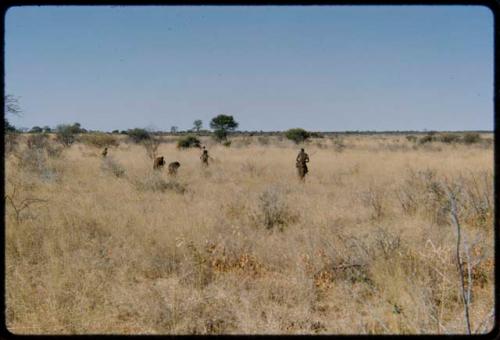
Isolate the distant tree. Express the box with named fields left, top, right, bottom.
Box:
left=127, top=128, right=151, bottom=143
left=193, top=119, right=203, bottom=132
left=4, top=119, right=16, bottom=133
left=418, top=134, right=435, bottom=144
left=170, top=126, right=178, bottom=133
left=71, top=122, right=87, bottom=134
left=210, top=114, right=238, bottom=142
left=111, top=129, right=119, bottom=134
left=285, top=128, right=311, bottom=144
left=309, top=131, right=324, bottom=138
left=30, top=126, right=43, bottom=133
left=177, top=135, right=201, bottom=149
left=43, top=126, right=51, bottom=133
left=463, top=132, right=481, bottom=144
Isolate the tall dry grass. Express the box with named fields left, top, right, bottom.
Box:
left=5, top=133, right=494, bottom=334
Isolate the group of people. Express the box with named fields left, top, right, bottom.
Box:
left=102, top=145, right=311, bottom=181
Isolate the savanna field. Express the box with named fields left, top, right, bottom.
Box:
left=4, top=132, right=494, bottom=334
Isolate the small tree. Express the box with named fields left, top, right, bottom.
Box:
left=285, top=128, right=310, bottom=144
left=127, top=128, right=151, bottom=143
left=193, top=119, right=203, bottom=132
left=142, top=136, right=160, bottom=160
left=170, top=126, right=178, bottom=134
left=43, top=126, right=51, bottom=133
left=210, top=114, right=238, bottom=142
left=30, top=126, right=43, bottom=133
left=55, top=124, right=76, bottom=147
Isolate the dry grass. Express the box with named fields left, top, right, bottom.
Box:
left=5, top=133, right=494, bottom=334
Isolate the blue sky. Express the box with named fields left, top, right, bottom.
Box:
left=5, top=5, right=493, bottom=132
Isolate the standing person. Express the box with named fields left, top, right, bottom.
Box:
left=200, top=146, right=209, bottom=167
left=296, top=148, right=310, bottom=181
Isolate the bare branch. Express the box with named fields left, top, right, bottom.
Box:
left=448, top=188, right=472, bottom=335
left=5, top=94, right=22, bottom=117
left=475, top=307, right=495, bottom=334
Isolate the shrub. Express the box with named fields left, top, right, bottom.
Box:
left=177, top=135, right=201, bottom=149
left=257, top=136, right=269, bottom=145
left=223, top=140, right=232, bottom=147
left=309, top=131, right=324, bottom=138
left=438, top=133, right=460, bottom=144
left=213, top=129, right=227, bottom=142
left=100, top=157, right=126, bottom=178
left=46, top=144, right=64, bottom=158
left=55, top=125, right=76, bottom=147
left=254, top=186, right=297, bottom=231
left=463, top=132, right=481, bottom=144
left=5, top=133, right=18, bottom=155
left=406, top=135, right=417, bottom=143
left=142, top=137, right=160, bottom=160
left=332, top=138, right=346, bottom=152
left=80, top=133, right=119, bottom=148
left=285, top=128, right=310, bottom=144
left=418, top=134, right=434, bottom=144
left=26, top=133, right=49, bottom=150
left=29, top=126, right=43, bottom=133
left=127, top=128, right=151, bottom=143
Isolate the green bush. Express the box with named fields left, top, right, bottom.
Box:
left=463, top=132, right=481, bottom=144
left=223, top=140, right=232, bottom=147
left=177, top=135, right=201, bottom=149
left=55, top=124, right=76, bottom=147
left=213, top=129, right=227, bottom=142
left=127, top=128, right=151, bottom=143
left=285, top=128, right=310, bottom=144
left=418, top=134, right=434, bottom=144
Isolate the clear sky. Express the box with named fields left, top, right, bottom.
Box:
left=5, top=5, right=493, bottom=132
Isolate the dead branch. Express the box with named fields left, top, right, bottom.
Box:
left=448, top=188, right=472, bottom=334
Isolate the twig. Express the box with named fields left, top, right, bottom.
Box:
left=474, top=307, right=495, bottom=334
left=448, top=189, right=472, bottom=335
left=331, top=263, right=363, bottom=271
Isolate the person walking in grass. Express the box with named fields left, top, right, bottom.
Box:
left=200, top=146, right=209, bottom=167
left=296, top=148, right=309, bottom=181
